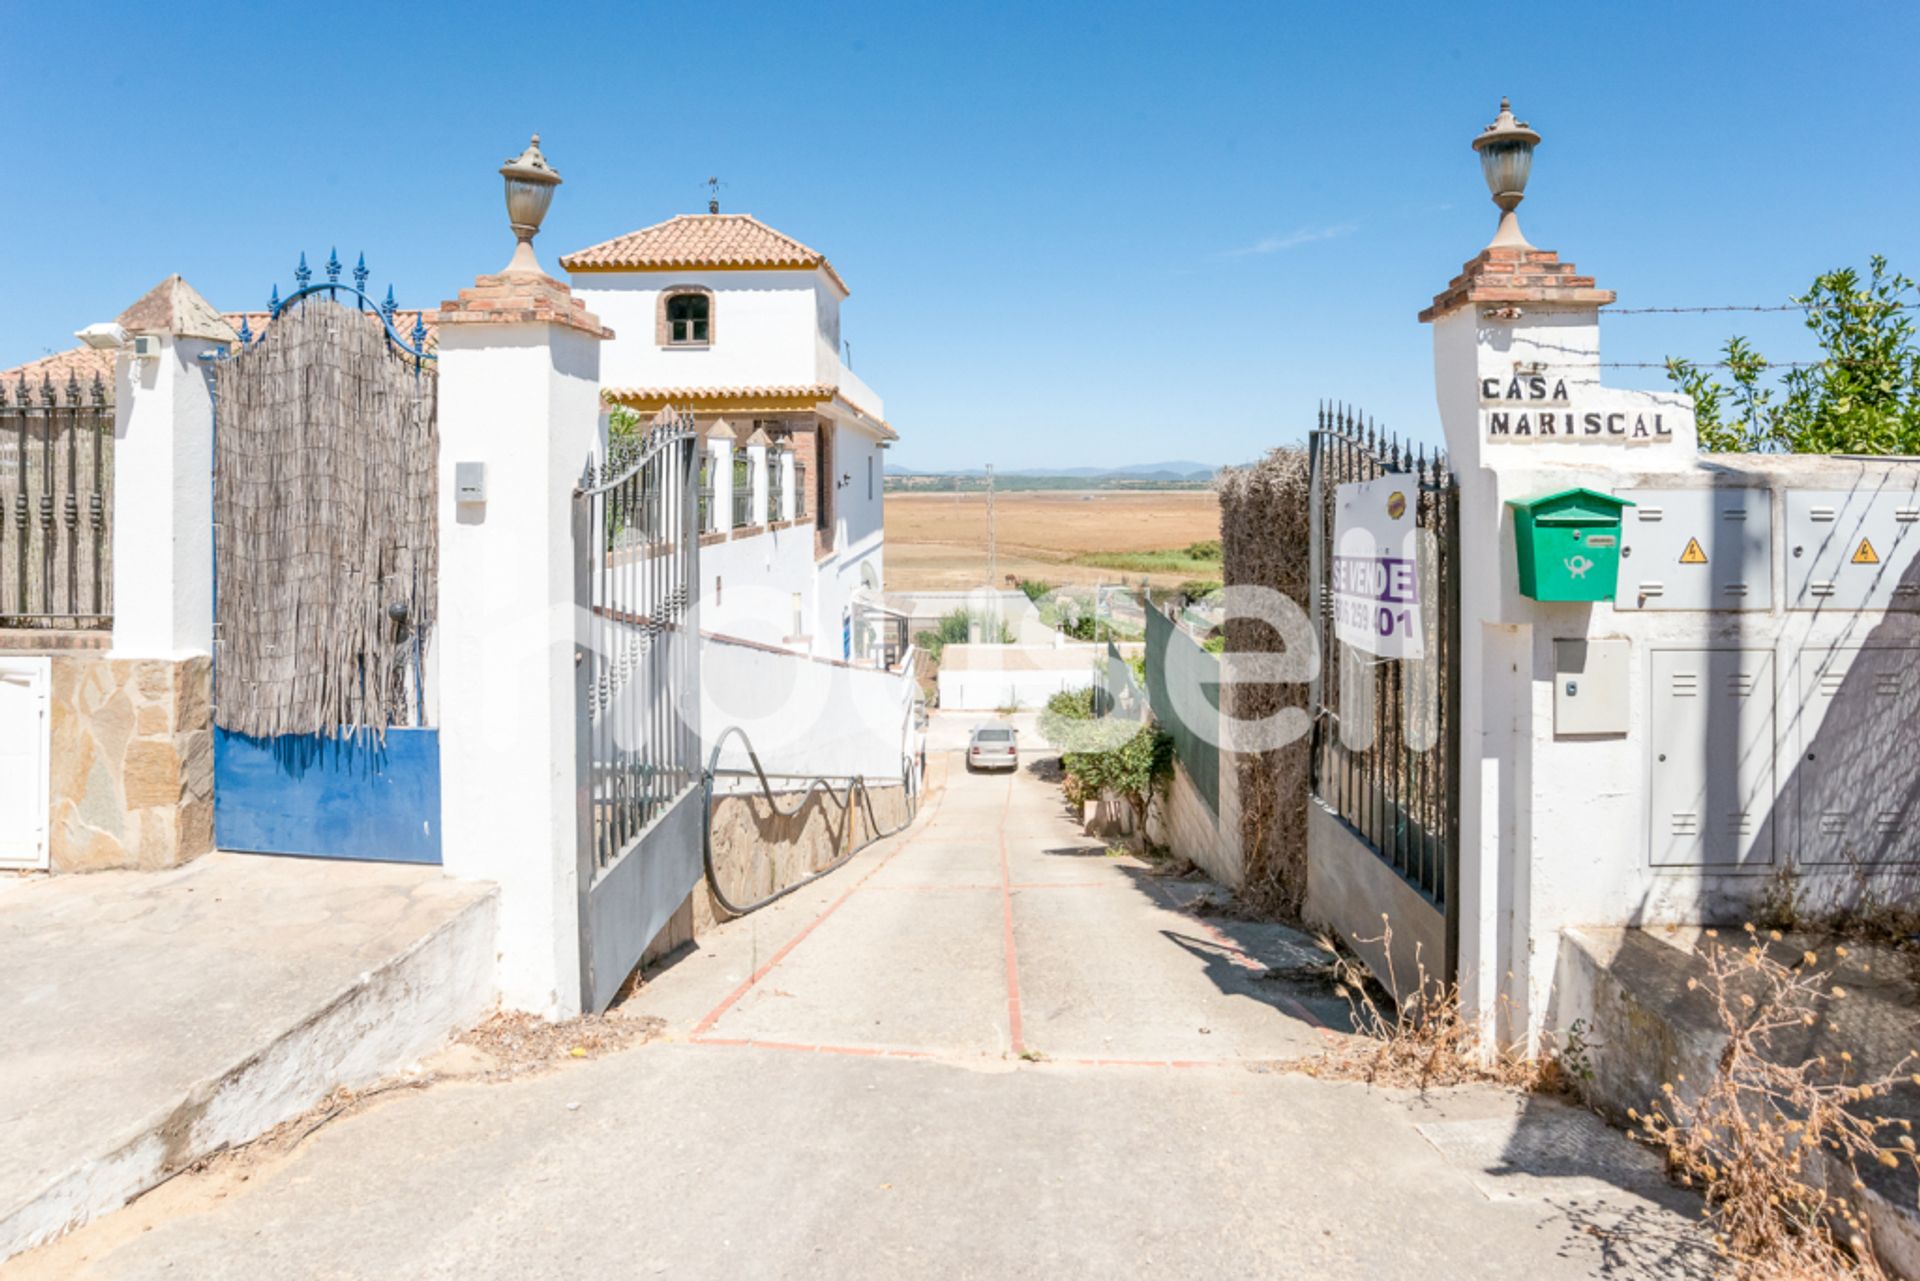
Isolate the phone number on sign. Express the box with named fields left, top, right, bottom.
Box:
left=1332, top=592, right=1417, bottom=640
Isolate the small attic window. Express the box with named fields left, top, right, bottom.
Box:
left=665, top=293, right=710, bottom=345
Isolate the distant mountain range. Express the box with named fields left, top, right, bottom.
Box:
left=888, top=460, right=1219, bottom=481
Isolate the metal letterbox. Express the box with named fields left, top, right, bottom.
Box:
left=1614, top=488, right=1773, bottom=611
left=1785, top=488, right=1920, bottom=611
left=1508, top=489, right=1633, bottom=602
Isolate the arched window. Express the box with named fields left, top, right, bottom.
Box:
left=665, top=292, right=709, bottom=344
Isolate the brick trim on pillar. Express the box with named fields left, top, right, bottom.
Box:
left=435, top=273, right=614, bottom=339
left=1418, top=247, right=1615, bottom=323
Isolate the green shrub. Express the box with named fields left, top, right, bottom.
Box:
left=1016, top=578, right=1052, bottom=602
left=1185, top=540, right=1221, bottom=561
left=1062, top=725, right=1174, bottom=834
left=916, top=608, right=1013, bottom=661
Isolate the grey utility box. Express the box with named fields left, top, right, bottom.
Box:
left=1647, top=648, right=1776, bottom=868
left=1785, top=488, right=1920, bottom=610
left=1613, top=487, right=1772, bottom=610
left=1553, top=638, right=1630, bottom=736
left=1793, top=646, right=1920, bottom=865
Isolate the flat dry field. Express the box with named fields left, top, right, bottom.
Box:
left=884, top=490, right=1221, bottom=591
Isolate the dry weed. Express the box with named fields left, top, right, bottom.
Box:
left=1299, top=919, right=1559, bottom=1092
left=1633, top=926, right=1920, bottom=1280
left=456, top=1009, right=665, bottom=1080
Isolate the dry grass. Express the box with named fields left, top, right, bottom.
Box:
left=885, top=490, right=1220, bottom=590
left=454, top=1009, right=665, bottom=1079
left=1632, top=928, right=1920, bottom=1280
left=1296, top=920, right=1562, bottom=1092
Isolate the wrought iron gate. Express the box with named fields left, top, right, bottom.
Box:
left=573, top=409, right=703, bottom=1010
left=0, top=371, right=112, bottom=628
left=210, top=254, right=441, bottom=863
left=1307, top=405, right=1461, bottom=975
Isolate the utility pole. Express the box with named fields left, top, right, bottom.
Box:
left=984, top=463, right=997, bottom=589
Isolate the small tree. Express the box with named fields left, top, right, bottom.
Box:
left=1669, top=257, right=1920, bottom=454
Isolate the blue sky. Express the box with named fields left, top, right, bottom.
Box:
left=5, top=1, right=1917, bottom=471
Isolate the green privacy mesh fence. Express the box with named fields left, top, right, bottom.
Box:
left=1145, top=601, right=1220, bottom=813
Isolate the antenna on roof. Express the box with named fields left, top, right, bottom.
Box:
left=704, top=176, right=725, bottom=214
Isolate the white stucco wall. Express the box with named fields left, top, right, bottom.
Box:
left=568, top=268, right=843, bottom=394
left=1427, top=291, right=1920, bottom=1049
left=111, top=337, right=220, bottom=658
left=700, top=635, right=920, bottom=782
left=436, top=320, right=604, bottom=1017
left=703, top=524, right=819, bottom=650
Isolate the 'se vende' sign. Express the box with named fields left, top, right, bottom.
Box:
left=1481, top=374, right=1672, bottom=443
left=1332, top=478, right=1423, bottom=659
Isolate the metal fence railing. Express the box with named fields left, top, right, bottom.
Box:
left=575, top=410, right=701, bottom=870
left=1307, top=404, right=1460, bottom=934
left=731, top=457, right=752, bottom=528
left=768, top=451, right=785, bottom=522
left=794, top=459, right=808, bottom=520
left=1145, top=601, right=1220, bottom=812
left=0, top=372, right=113, bottom=628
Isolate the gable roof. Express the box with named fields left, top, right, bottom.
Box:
left=560, top=213, right=849, bottom=295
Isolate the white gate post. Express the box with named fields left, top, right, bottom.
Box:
left=1420, top=101, right=1696, bottom=1048
left=109, top=275, right=234, bottom=658
left=434, top=269, right=612, bottom=1017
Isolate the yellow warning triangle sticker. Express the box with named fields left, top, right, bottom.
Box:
left=1679, top=537, right=1708, bottom=565
left=1853, top=537, right=1880, bottom=565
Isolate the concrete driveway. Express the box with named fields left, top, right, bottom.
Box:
left=5, top=739, right=1708, bottom=1280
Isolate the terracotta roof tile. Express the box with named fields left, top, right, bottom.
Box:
left=0, top=346, right=114, bottom=391
left=561, top=214, right=849, bottom=295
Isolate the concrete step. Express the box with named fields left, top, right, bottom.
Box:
left=0, top=854, right=499, bottom=1262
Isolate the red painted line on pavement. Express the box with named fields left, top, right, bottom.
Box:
left=689, top=755, right=951, bottom=1038
left=996, top=773, right=1026, bottom=1057
left=686, top=1036, right=933, bottom=1060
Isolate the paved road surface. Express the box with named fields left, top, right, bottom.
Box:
left=5, top=722, right=1707, bottom=1280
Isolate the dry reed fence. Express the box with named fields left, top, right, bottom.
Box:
left=1215, top=445, right=1313, bottom=915
left=213, top=299, right=437, bottom=738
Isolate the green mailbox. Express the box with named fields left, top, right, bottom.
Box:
left=1507, top=488, right=1634, bottom=602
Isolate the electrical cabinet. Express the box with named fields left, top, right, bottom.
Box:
left=1613, top=488, right=1773, bottom=611
left=1647, top=649, right=1775, bottom=868
left=1785, top=488, right=1920, bottom=611
left=1793, top=646, right=1920, bottom=865
left=1553, top=638, right=1629, bottom=736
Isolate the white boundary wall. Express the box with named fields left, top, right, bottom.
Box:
left=1425, top=251, right=1920, bottom=1048
left=700, top=634, right=921, bottom=782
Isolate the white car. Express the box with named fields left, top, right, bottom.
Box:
left=966, top=724, right=1019, bottom=772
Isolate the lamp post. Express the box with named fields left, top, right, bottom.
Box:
left=1472, top=97, right=1540, bottom=249
left=499, top=134, right=563, bottom=275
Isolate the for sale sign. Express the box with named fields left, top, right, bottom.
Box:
left=1331, top=478, right=1424, bottom=659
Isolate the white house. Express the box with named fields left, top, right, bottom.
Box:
left=561, top=211, right=899, bottom=664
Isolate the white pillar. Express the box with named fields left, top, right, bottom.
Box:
left=777, top=449, right=797, bottom=522
left=1423, top=245, right=1696, bottom=1047
left=108, top=276, right=235, bottom=657
left=746, top=437, right=770, bottom=527
left=434, top=271, right=611, bottom=1017
left=706, top=428, right=734, bottom=534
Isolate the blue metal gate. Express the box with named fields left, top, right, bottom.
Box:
left=208, top=252, right=442, bottom=863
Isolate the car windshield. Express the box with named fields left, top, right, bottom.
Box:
left=974, top=730, right=1012, bottom=743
